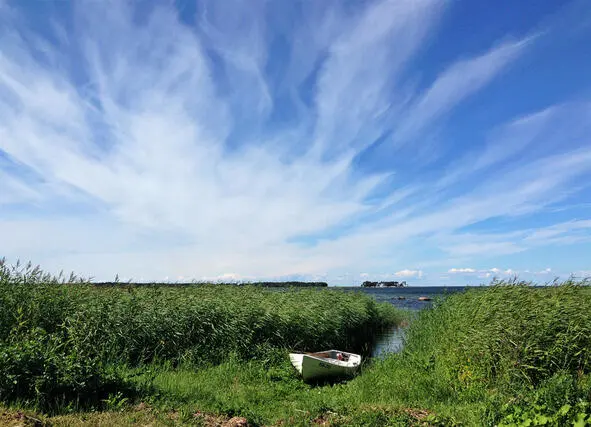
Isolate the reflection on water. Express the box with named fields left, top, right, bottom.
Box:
left=372, top=326, right=406, bottom=358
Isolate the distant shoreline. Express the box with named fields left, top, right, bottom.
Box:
left=92, top=281, right=329, bottom=287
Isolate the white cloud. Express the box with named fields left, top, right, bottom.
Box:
left=0, top=170, right=41, bottom=205
left=394, top=269, right=423, bottom=278
left=206, top=273, right=243, bottom=282
left=485, top=268, right=518, bottom=277
left=448, top=268, right=477, bottom=273
left=313, top=0, right=446, bottom=156
left=435, top=217, right=591, bottom=263
left=524, top=220, right=591, bottom=244
left=0, top=1, right=589, bottom=282
left=1, top=2, right=401, bottom=278
left=436, top=106, right=564, bottom=189
left=447, top=267, right=519, bottom=278
left=392, top=36, right=538, bottom=145
left=444, top=242, right=524, bottom=257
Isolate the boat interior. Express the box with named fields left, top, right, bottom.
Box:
left=307, top=350, right=350, bottom=361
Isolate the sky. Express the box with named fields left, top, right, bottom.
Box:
left=1, top=0, right=590, bottom=286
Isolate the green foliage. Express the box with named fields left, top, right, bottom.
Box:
left=1, top=283, right=399, bottom=367
left=402, top=279, right=591, bottom=389
left=0, top=327, right=136, bottom=411
left=302, top=279, right=591, bottom=426
left=386, top=279, right=591, bottom=425
left=3, top=259, right=590, bottom=426
left=498, top=372, right=591, bottom=426
left=102, top=391, right=130, bottom=412
left=0, top=259, right=402, bottom=412
left=499, top=401, right=591, bottom=426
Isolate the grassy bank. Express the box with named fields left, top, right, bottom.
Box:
left=1, top=261, right=590, bottom=425
left=105, top=281, right=591, bottom=426
left=105, top=280, right=591, bottom=426
left=0, top=260, right=402, bottom=416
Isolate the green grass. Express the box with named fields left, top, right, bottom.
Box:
left=0, top=260, right=402, bottom=366
left=0, top=260, right=403, bottom=415
left=131, top=280, right=590, bottom=426
left=1, top=260, right=591, bottom=425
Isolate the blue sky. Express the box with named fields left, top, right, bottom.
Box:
left=1, top=0, right=590, bottom=285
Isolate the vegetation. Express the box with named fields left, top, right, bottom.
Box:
left=132, top=280, right=588, bottom=426
left=0, top=260, right=401, bottom=414
left=358, top=279, right=591, bottom=426
left=1, top=260, right=590, bottom=426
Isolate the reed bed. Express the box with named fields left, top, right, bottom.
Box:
left=0, top=260, right=402, bottom=410
left=344, top=279, right=591, bottom=425
left=403, top=279, right=591, bottom=390
left=4, top=260, right=589, bottom=425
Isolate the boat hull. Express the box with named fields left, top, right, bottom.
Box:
left=289, top=350, right=361, bottom=381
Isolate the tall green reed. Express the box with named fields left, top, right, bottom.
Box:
left=0, top=260, right=402, bottom=410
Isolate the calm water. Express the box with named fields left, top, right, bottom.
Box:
left=331, top=286, right=468, bottom=357
left=336, top=285, right=467, bottom=310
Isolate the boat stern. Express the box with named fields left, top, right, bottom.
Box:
left=289, top=353, right=304, bottom=374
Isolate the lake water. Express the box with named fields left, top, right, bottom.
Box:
left=331, top=286, right=468, bottom=357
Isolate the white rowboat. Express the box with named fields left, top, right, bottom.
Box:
left=289, top=349, right=362, bottom=381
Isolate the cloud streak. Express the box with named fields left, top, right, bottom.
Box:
left=392, top=36, right=538, bottom=146
left=0, top=0, right=590, bottom=283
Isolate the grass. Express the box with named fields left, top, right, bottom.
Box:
left=0, top=260, right=403, bottom=416
left=1, top=260, right=591, bottom=425
left=0, top=273, right=399, bottom=368
left=134, top=280, right=591, bottom=426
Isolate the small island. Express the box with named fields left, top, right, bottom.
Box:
left=361, top=280, right=408, bottom=288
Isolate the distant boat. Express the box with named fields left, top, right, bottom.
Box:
left=289, top=350, right=361, bottom=381
left=418, top=296, right=431, bottom=301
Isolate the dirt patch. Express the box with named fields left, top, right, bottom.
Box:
left=192, top=411, right=249, bottom=426
left=402, top=407, right=435, bottom=422
left=134, top=402, right=151, bottom=412
left=0, top=410, right=44, bottom=427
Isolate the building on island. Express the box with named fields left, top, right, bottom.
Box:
left=361, top=280, right=407, bottom=288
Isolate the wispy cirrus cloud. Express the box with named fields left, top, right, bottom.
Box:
left=437, top=218, right=591, bottom=261
left=0, top=0, right=590, bottom=283
left=391, top=36, right=538, bottom=146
